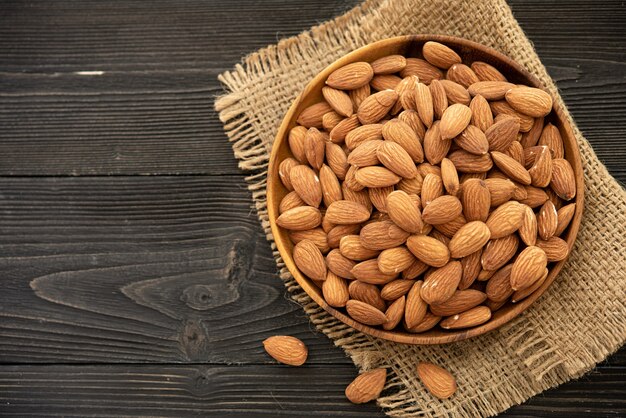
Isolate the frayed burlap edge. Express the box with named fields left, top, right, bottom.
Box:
left=215, top=1, right=626, bottom=416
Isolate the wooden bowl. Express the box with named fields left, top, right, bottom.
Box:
left=267, top=35, right=584, bottom=344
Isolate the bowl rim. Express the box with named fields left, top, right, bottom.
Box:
left=267, top=34, right=584, bottom=345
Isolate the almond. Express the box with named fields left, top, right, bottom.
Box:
left=455, top=124, right=489, bottom=155
left=289, top=228, right=329, bottom=252
left=538, top=123, right=565, bottom=159
left=345, top=368, right=387, bottom=404
left=481, top=234, right=518, bottom=271
left=393, top=75, right=419, bottom=114
left=322, top=86, right=354, bottom=118
left=485, top=117, right=520, bottom=152
left=447, top=220, right=490, bottom=258
left=349, top=84, right=371, bottom=110
left=348, top=280, right=386, bottom=311
left=506, top=141, right=525, bottom=168
left=485, top=264, right=514, bottom=302
left=537, top=200, right=558, bottom=240
left=400, top=58, right=443, bottom=83
left=290, top=165, right=322, bottom=207
left=440, top=104, right=472, bottom=140
left=377, top=141, right=419, bottom=178
left=296, top=101, right=333, bottom=128
left=368, top=186, right=394, bottom=213
left=340, top=235, right=380, bottom=261
left=342, top=182, right=372, bottom=211
left=418, top=162, right=441, bottom=178
left=421, top=173, right=444, bottom=206
left=325, top=142, right=349, bottom=179
left=468, top=81, right=515, bottom=100
left=398, top=109, right=426, bottom=139
left=326, top=248, right=356, bottom=279
left=510, top=246, right=548, bottom=291
left=415, top=82, right=434, bottom=127
left=371, top=54, right=407, bottom=74
left=277, top=206, right=322, bottom=231
left=416, top=362, right=457, bottom=399
left=424, top=121, right=451, bottom=165
left=511, top=268, right=549, bottom=303
left=528, top=145, right=553, bottom=187
left=360, top=220, right=410, bottom=251
left=404, top=280, right=428, bottom=328
left=386, top=190, right=424, bottom=234
left=319, top=164, right=343, bottom=206
left=486, top=201, right=524, bottom=239
left=446, top=63, right=479, bottom=88
left=477, top=269, right=496, bottom=282
left=322, top=111, right=343, bottom=131
left=491, top=151, right=532, bottom=185
left=345, top=299, right=388, bottom=325
left=518, top=204, right=538, bottom=246
left=469, top=94, right=494, bottom=132
left=461, top=178, right=491, bottom=221
left=520, top=116, right=544, bottom=148
left=330, top=114, right=360, bottom=144
left=355, top=166, right=401, bottom=188
left=440, top=305, right=491, bottom=329
left=421, top=261, right=463, bottom=304
left=422, top=195, right=463, bottom=225
left=322, top=271, right=350, bottom=308
left=383, top=296, right=406, bottom=330
left=482, top=178, right=515, bottom=207
left=288, top=125, right=308, bottom=163
left=382, top=119, right=424, bottom=162
left=546, top=187, right=563, bottom=210
left=441, top=158, right=460, bottom=196
left=429, top=79, right=449, bottom=119
left=440, top=79, right=471, bottom=106
left=326, top=62, right=374, bottom=90
left=263, top=335, right=308, bottom=366
left=423, top=41, right=461, bottom=69
left=429, top=289, right=487, bottom=316
left=519, top=185, right=549, bottom=208
left=303, top=127, right=326, bottom=169
left=280, top=190, right=305, bottom=214
left=405, top=312, right=441, bottom=333
left=555, top=203, right=576, bottom=236
left=490, top=100, right=534, bottom=132
left=536, top=236, right=569, bottom=262
left=459, top=250, right=482, bottom=289
left=447, top=149, right=493, bottom=173
left=293, top=239, right=327, bottom=281
left=505, top=86, right=553, bottom=117
left=550, top=158, right=576, bottom=201
left=357, top=89, right=398, bottom=124
left=378, top=246, right=416, bottom=275
left=370, top=74, right=402, bottom=91
left=471, top=61, right=507, bottom=82
left=381, top=279, right=416, bottom=301
left=406, top=235, right=450, bottom=267
left=347, top=139, right=383, bottom=167
left=278, top=157, right=299, bottom=191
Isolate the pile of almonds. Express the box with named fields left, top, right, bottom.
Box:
left=276, top=41, right=577, bottom=335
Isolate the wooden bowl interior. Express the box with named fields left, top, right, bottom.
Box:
left=267, top=35, right=584, bottom=345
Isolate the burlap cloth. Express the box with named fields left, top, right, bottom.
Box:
left=215, top=0, right=626, bottom=416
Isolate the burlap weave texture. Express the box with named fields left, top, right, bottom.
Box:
left=215, top=1, right=626, bottom=416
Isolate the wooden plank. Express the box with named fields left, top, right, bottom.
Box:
left=0, top=176, right=348, bottom=364
left=0, top=0, right=624, bottom=176
left=0, top=362, right=624, bottom=417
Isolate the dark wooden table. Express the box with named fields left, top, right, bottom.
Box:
left=0, top=1, right=624, bottom=416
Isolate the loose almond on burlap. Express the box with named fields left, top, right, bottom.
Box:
left=215, top=0, right=626, bottom=416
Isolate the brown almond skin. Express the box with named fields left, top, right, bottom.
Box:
left=505, top=86, right=553, bottom=117
left=355, top=166, right=401, bottom=188
left=537, top=200, right=558, bottom=240
left=421, top=173, right=444, bottom=206
left=346, top=299, right=388, bottom=326
left=510, top=246, right=548, bottom=291
left=289, top=228, right=329, bottom=254
left=325, top=142, right=349, bottom=179
left=440, top=104, right=472, bottom=140
left=512, top=268, right=549, bottom=303
left=340, top=235, right=380, bottom=261
left=490, top=100, right=534, bottom=132
left=328, top=224, right=361, bottom=249
left=405, top=280, right=428, bottom=328
left=371, top=54, right=407, bottom=74
left=468, top=81, right=516, bottom=100
left=398, top=109, right=426, bottom=139
left=415, top=82, right=434, bottom=128
left=357, top=90, right=398, bottom=124
left=381, top=279, right=415, bottom=301
left=429, top=289, right=487, bottom=316
left=519, top=185, right=549, bottom=208
left=521, top=116, right=545, bottom=149
left=417, top=362, right=457, bottom=399
left=481, top=234, right=519, bottom=271
left=319, top=164, right=343, bottom=207
left=360, top=220, right=410, bottom=251
left=447, top=149, right=493, bottom=173
left=440, top=80, right=471, bottom=106
left=386, top=190, right=424, bottom=234
left=461, top=178, right=491, bottom=221
left=528, top=145, right=553, bottom=187
left=491, top=151, right=532, bottom=185
left=378, top=246, right=416, bottom=275
left=486, top=264, right=514, bottom=302
left=469, top=94, right=494, bottom=132
left=456, top=124, right=489, bottom=155
left=486, top=201, right=524, bottom=239
left=369, top=186, right=393, bottom=213
left=430, top=79, right=449, bottom=119
left=377, top=141, right=418, bottom=178
left=433, top=214, right=467, bottom=238
left=422, top=195, right=463, bottom=225
left=440, top=305, right=492, bottom=330
left=293, top=239, right=327, bottom=281
left=550, top=158, right=576, bottom=201
left=471, top=61, right=507, bottom=82
left=400, top=58, right=443, bottom=83
left=555, top=203, right=576, bottom=236
left=263, top=335, right=308, bottom=366
left=446, top=63, right=479, bottom=88
left=351, top=259, right=398, bottom=285
left=348, top=280, right=386, bottom=311
left=539, top=123, right=565, bottom=159
left=345, top=124, right=383, bottom=151
left=288, top=125, right=308, bottom=163
left=296, top=101, right=333, bottom=128
left=406, top=235, right=450, bottom=267
left=519, top=204, right=538, bottom=246
left=441, top=158, right=460, bottom=196
left=326, top=62, right=374, bottom=90
left=485, top=117, right=520, bottom=152
left=279, top=191, right=305, bottom=214
left=330, top=114, right=360, bottom=144
left=325, top=200, right=370, bottom=225
left=383, top=296, right=406, bottom=330
left=349, top=84, right=371, bottom=110
left=420, top=261, right=462, bottom=304
left=536, top=236, right=569, bottom=262
left=326, top=249, right=356, bottom=279
left=276, top=206, right=322, bottom=231
left=345, top=368, right=387, bottom=404
left=424, top=121, right=451, bottom=165
left=370, top=74, right=402, bottom=91
left=290, top=164, right=322, bottom=207
left=323, top=271, right=349, bottom=308
left=448, top=221, right=491, bottom=259
left=402, top=258, right=430, bottom=280
left=423, top=41, right=462, bottom=69
left=322, top=86, right=354, bottom=117
left=460, top=249, right=482, bottom=290
left=278, top=157, right=299, bottom=191
left=405, top=312, right=442, bottom=333
left=322, top=111, right=343, bottom=131
left=382, top=119, right=425, bottom=162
